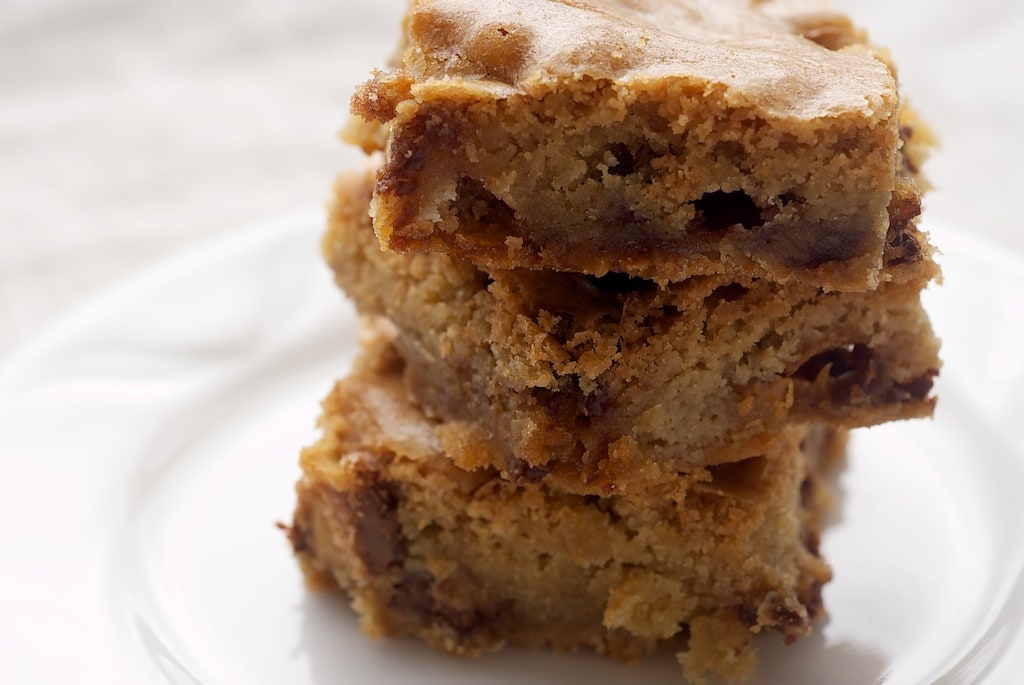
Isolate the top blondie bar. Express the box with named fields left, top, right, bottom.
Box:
left=347, top=0, right=924, bottom=291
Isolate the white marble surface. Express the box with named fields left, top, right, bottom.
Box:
left=2, top=0, right=1022, bottom=359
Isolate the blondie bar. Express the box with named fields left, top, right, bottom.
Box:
left=348, top=0, right=921, bottom=290
left=325, top=169, right=939, bottom=494
left=287, top=326, right=843, bottom=684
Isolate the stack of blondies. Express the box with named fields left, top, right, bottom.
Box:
left=286, top=0, right=941, bottom=681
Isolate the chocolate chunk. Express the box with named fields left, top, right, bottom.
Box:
left=454, top=177, right=518, bottom=227
left=344, top=473, right=405, bottom=574
left=795, top=346, right=936, bottom=408
left=771, top=606, right=805, bottom=629
left=585, top=271, right=659, bottom=297
left=736, top=606, right=758, bottom=629
left=884, top=194, right=924, bottom=266
left=503, top=269, right=630, bottom=317
left=391, top=569, right=513, bottom=638
left=692, top=190, right=764, bottom=232
left=886, top=369, right=937, bottom=403
left=793, top=343, right=882, bottom=407
left=604, top=140, right=659, bottom=178
left=391, top=570, right=436, bottom=619
left=799, top=219, right=873, bottom=267
left=706, top=457, right=768, bottom=498
left=794, top=343, right=875, bottom=384
left=607, top=142, right=637, bottom=177
left=887, top=193, right=922, bottom=231
left=706, top=283, right=749, bottom=306
left=436, top=603, right=509, bottom=637
left=799, top=475, right=815, bottom=509
left=379, top=111, right=462, bottom=207
left=743, top=214, right=874, bottom=269
left=504, top=454, right=550, bottom=484
left=379, top=145, right=426, bottom=199
left=677, top=622, right=692, bottom=649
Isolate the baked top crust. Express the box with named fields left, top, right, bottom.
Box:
left=392, top=0, right=890, bottom=120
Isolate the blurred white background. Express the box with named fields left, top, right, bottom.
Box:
left=1, top=0, right=1021, bottom=359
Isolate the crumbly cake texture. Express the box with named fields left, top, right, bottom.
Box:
left=324, top=169, right=939, bottom=494
left=287, top=327, right=845, bottom=684
left=347, top=0, right=924, bottom=290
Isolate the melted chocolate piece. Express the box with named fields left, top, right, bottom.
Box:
left=504, top=454, right=550, bottom=484
left=344, top=473, right=405, bottom=574
left=771, top=606, right=805, bottom=629
left=454, top=177, right=518, bottom=227
left=692, top=190, right=765, bottom=232
left=884, top=193, right=924, bottom=266
left=794, top=343, right=877, bottom=404
left=795, top=345, right=936, bottom=408
left=379, top=110, right=464, bottom=219
left=597, top=138, right=662, bottom=181
left=706, top=282, right=750, bottom=306
left=886, top=370, right=937, bottom=403
left=393, top=569, right=513, bottom=637
left=435, top=600, right=513, bottom=637
left=607, top=142, right=638, bottom=177
left=585, top=271, right=659, bottom=296
left=706, top=457, right=768, bottom=498
left=735, top=213, right=875, bottom=269
left=736, top=606, right=758, bottom=629
left=380, top=145, right=426, bottom=199
left=391, top=571, right=435, bottom=618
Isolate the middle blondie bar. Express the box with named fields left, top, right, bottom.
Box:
left=326, top=168, right=939, bottom=495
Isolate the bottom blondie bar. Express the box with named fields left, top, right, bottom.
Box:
left=287, top=325, right=844, bottom=683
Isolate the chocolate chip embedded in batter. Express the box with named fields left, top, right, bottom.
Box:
left=391, top=570, right=435, bottom=619
left=343, top=471, right=405, bottom=575
left=736, top=606, right=758, bottom=629
left=887, top=193, right=922, bottom=231
left=771, top=606, right=806, bottom=630
left=886, top=369, right=937, bottom=403
left=377, top=142, right=426, bottom=200
left=884, top=193, right=924, bottom=266
left=436, top=600, right=513, bottom=638
left=794, top=344, right=875, bottom=384
left=793, top=343, right=881, bottom=406
left=735, top=213, right=875, bottom=270
left=378, top=109, right=464, bottom=207
left=692, top=190, right=765, bottom=232
left=504, top=454, right=550, bottom=484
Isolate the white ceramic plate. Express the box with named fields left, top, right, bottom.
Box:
left=0, top=213, right=1021, bottom=684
